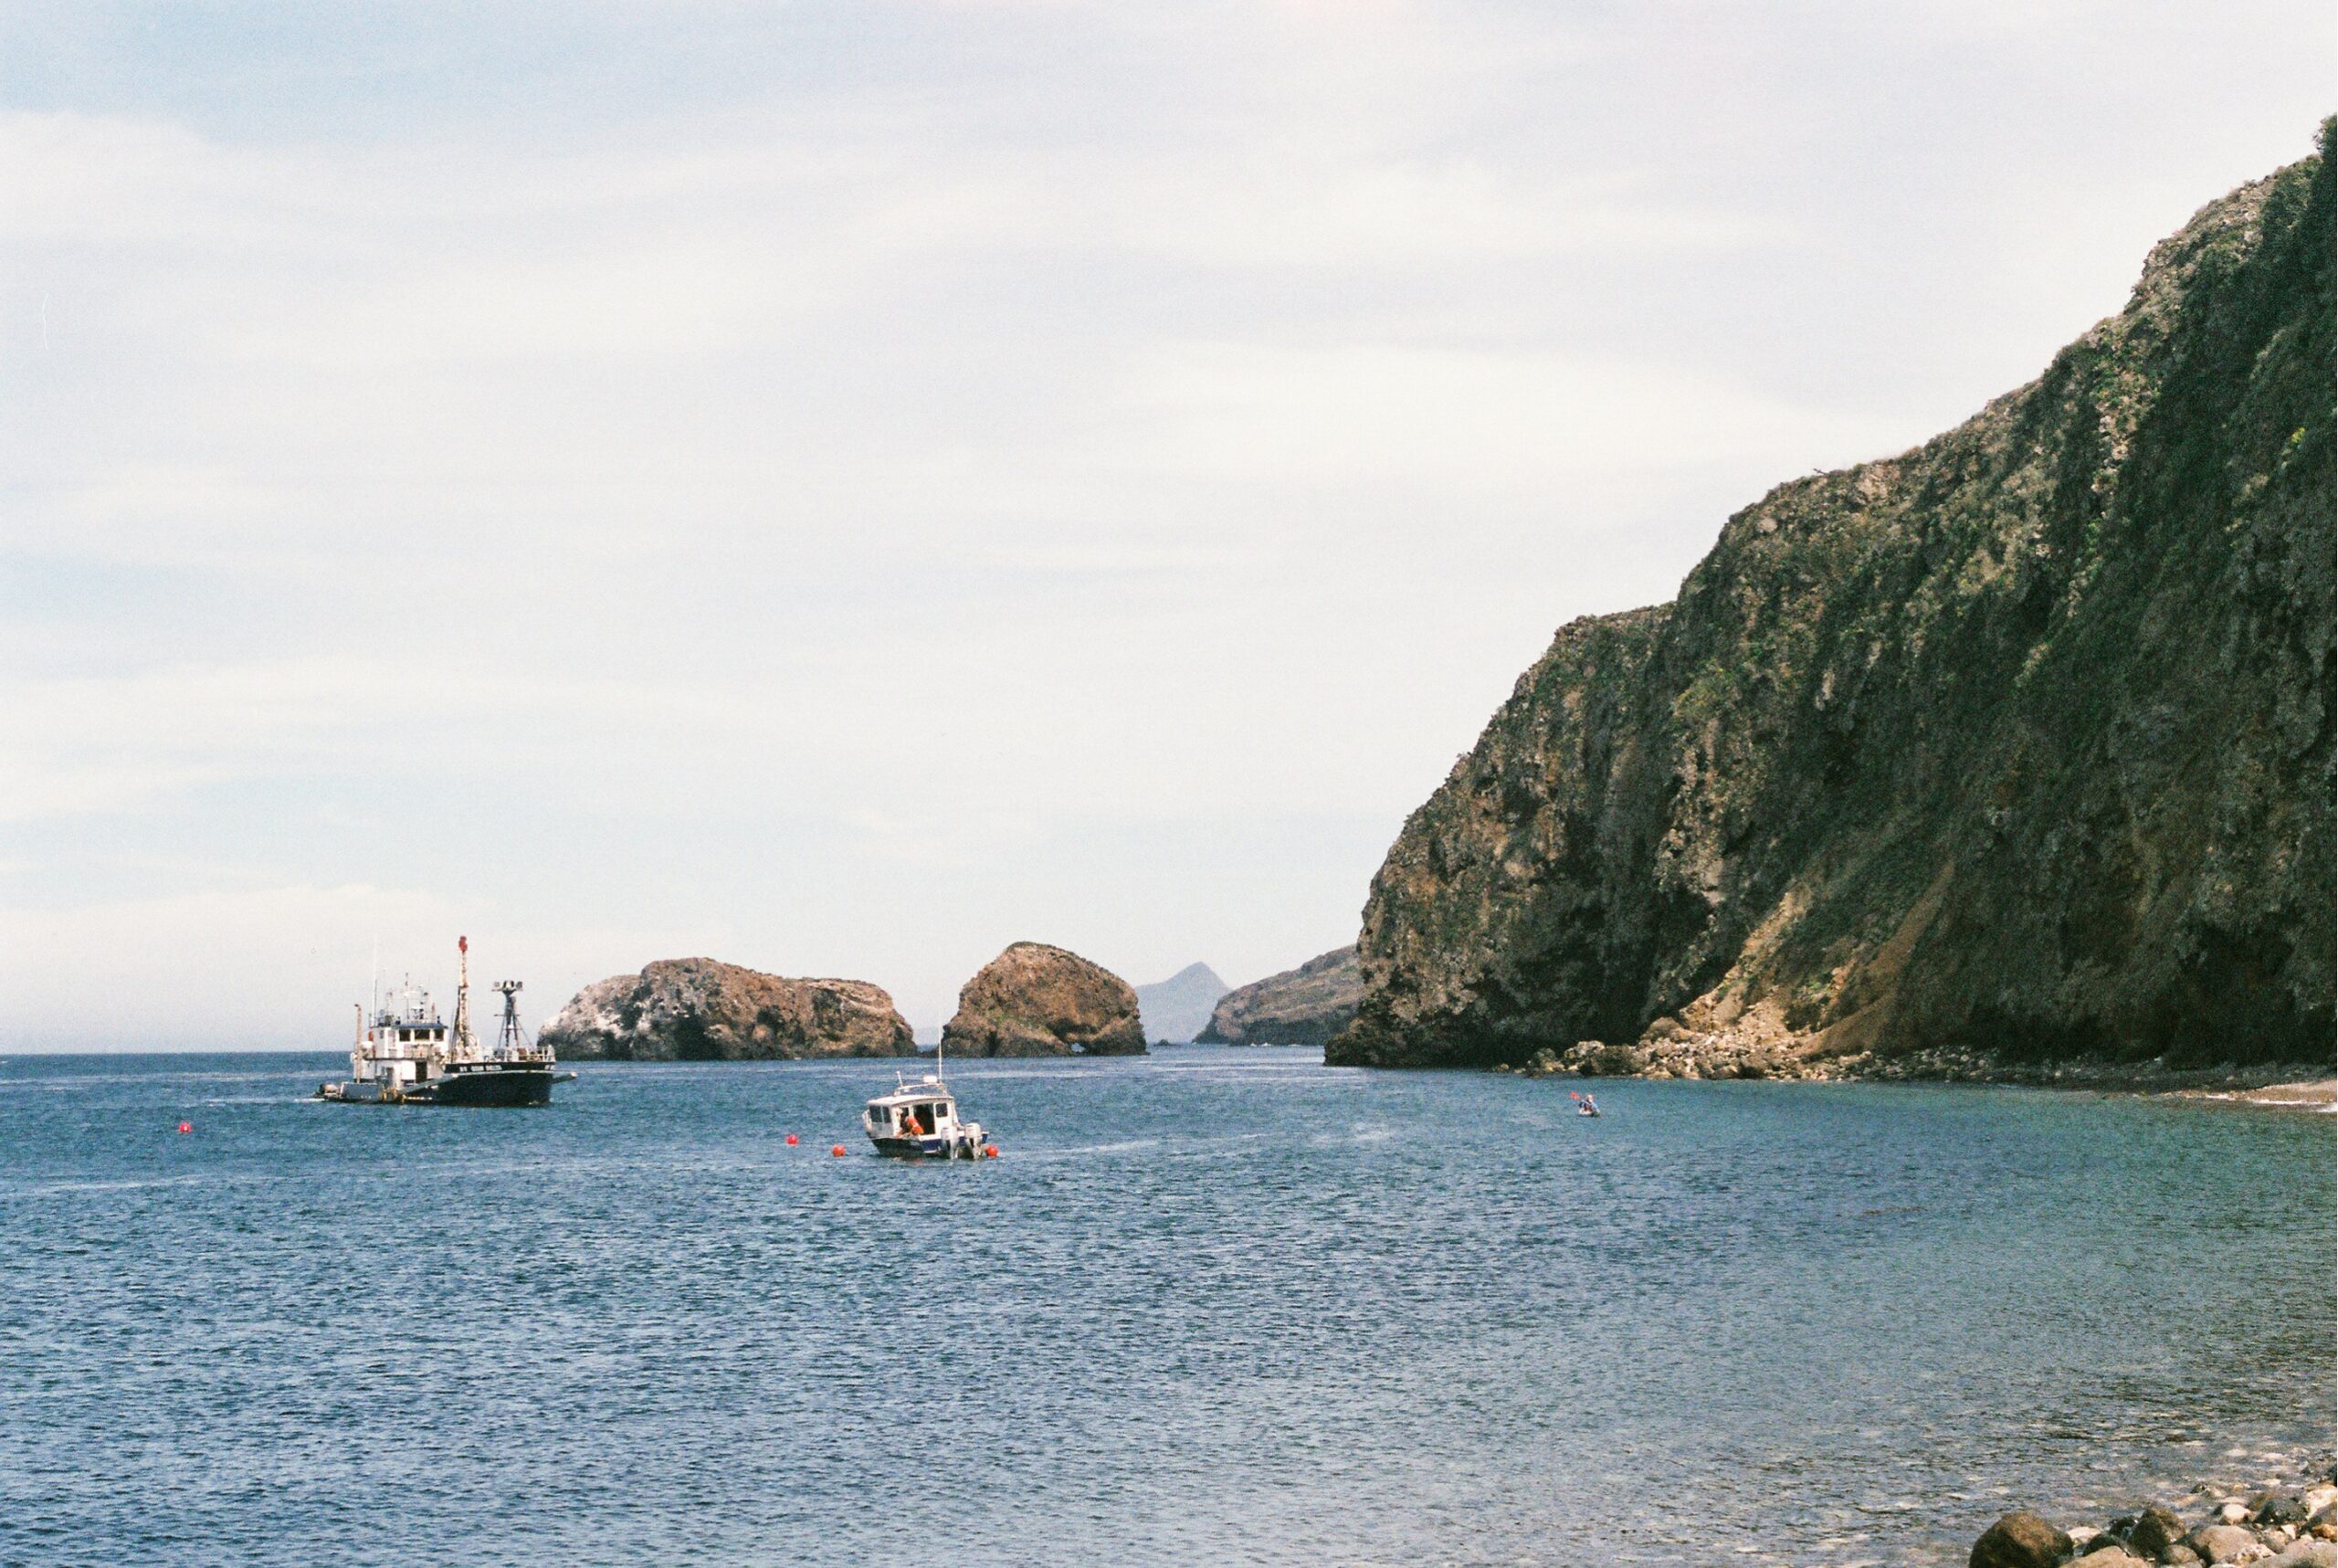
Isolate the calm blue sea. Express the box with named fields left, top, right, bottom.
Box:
left=1, top=1048, right=2329, bottom=1567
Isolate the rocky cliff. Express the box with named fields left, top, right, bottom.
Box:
left=941, top=942, right=1148, bottom=1057
left=1332, top=128, right=2335, bottom=1079
left=1134, top=962, right=1232, bottom=1043
left=541, top=958, right=916, bottom=1061
left=1197, top=946, right=1363, bottom=1046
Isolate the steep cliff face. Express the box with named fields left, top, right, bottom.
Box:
left=542, top=958, right=917, bottom=1060
left=1332, top=131, right=2335, bottom=1076
left=1197, top=947, right=1363, bottom=1046
left=941, top=942, right=1148, bottom=1057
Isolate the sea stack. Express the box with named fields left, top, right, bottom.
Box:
left=540, top=958, right=917, bottom=1060
left=1332, top=127, right=2335, bottom=1077
left=1197, top=947, right=1363, bottom=1046
left=941, top=942, right=1148, bottom=1057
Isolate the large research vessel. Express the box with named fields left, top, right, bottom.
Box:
left=319, top=937, right=574, bottom=1108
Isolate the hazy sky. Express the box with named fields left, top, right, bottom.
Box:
left=3, top=1, right=2330, bottom=1049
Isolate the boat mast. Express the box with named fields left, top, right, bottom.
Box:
left=450, top=934, right=478, bottom=1061
left=494, top=979, right=524, bottom=1059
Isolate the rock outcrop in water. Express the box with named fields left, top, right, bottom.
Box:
left=541, top=959, right=916, bottom=1060
left=1332, top=127, right=2336, bottom=1077
left=1133, top=962, right=1231, bottom=1044
left=1197, top=947, right=1363, bottom=1046
left=941, top=942, right=1148, bottom=1057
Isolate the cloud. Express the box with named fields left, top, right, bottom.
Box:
left=1110, top=340, right=1918, bottom=488
left=2, top=1, right=2328, bottom=1047
left=0, top=657, right=740, bottom=823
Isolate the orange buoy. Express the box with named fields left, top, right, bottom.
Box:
left=830, top=1143, right=847, bottom=1157
left=983, top=1144, right=998, bottom=1158
left=176, top=1121, right=193, bottom=1134
left=785, top=1133, right=799, bottom=1145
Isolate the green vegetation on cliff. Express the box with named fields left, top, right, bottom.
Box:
left=1333, top=127, right=2335, bottom=1075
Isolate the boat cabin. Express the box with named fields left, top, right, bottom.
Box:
left=352, top=980, right=449, bottom=1086
left=862, top=1071, right=989, bottom=1158
left=864, top=1079, right=963, bottom=1141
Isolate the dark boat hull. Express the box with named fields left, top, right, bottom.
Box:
left=415, top=1068, right=560, bottom=1107
left=869, top=1133, right=985, bottom=1159
left=320, top=1067, right=569, bottom=1107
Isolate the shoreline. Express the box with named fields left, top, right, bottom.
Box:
left=1970, top=1458, right=2336, bottom=1567
left=2167, top=1079, right=2338, bottom=1112
left=1494, top=1043, right=2336, bottom=1111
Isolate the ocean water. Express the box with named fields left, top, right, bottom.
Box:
left=1, top=1048, right=2329, bottom=1567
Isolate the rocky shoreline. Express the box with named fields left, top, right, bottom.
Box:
left=1971, top=1468, right=2337, bottom=1567
left=1484, top=1020, right=2334, bottom=1108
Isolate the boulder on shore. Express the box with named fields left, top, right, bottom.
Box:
left=1970, top=1511, right=2074, bottom=1568
left=2114, top=1505, right=2188, bottom=1560
left=941, top=942, right=1147, bottom=1057
left=540, top=958, right=916, bottom=1060
left=2189, top=1523, right=2271, bottom=1564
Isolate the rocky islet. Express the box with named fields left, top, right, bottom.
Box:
left=938, top=941, right=1148, bottom=1057
left=537, top=958, right=917, bottom=1061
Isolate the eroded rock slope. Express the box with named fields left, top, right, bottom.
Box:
left=1198, top=947, right=1363, bottom=1046
left=1332, top=129, right=2335, bottom=1076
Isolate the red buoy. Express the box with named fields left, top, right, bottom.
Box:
left=176, top=1121, right=193, bottom=1134
left=983, top=1144, right=998, bottom=1158
left=830, top=1143, right=847, bottom=1157
left=785, top=1133, right=799, bottom=1145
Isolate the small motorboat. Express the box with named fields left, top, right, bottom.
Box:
left=863, top=1044, right=995, bottom=1160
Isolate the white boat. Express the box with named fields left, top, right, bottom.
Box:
left=319, top=936, right=574, bottom=1107
left=863, top=1045, right=994, bottom=1159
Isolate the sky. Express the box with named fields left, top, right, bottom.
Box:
left=2, top=1, right=2330, bottom=1050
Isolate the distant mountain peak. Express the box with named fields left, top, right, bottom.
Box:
left=1133, top=963, right=1233, bottom=1044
